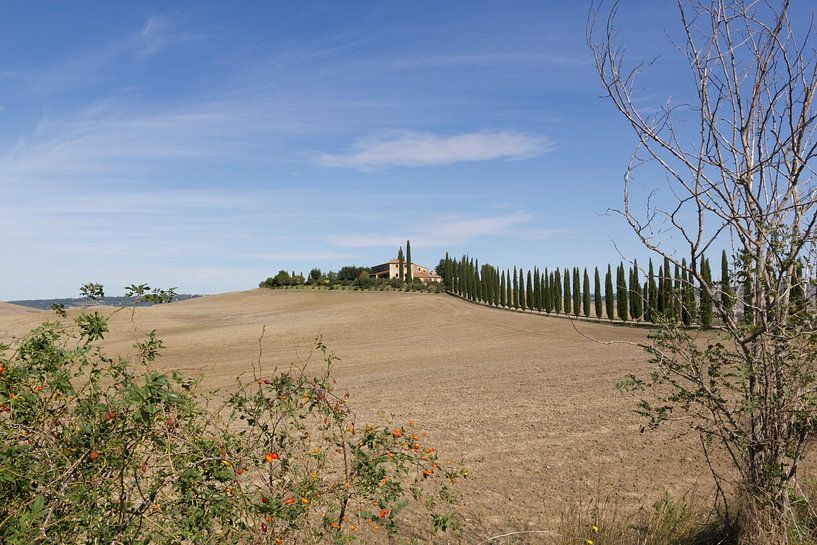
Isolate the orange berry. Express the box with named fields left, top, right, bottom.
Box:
left=265, top=452, right=279, bottom=463
left=89, top=449, right=99, bottom=461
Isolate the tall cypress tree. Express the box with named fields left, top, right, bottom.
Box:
left=673, top=262, right=681, bottom=322
left=721, top=250, right=734, bottom=318
left=572, top=267, right=581, bottom=317
left=473, top=259, right=482, bottom=302
left=533, top=268, right=540, bottom=311
left=700, top=257, right=713, bottom=328
left=554, top=269, right=562, bottom=314
left=648, top=259, right=657, bottom=322
left=605, top=264, right=614, bottom=320
left=405, top=240, right=412, bottom=283
left=583, top=268, right=591, bottom=318
left=681, top=258, right=691, bottom=326
left=512, top=267, right=519, bottom=309
left=594, top=267, right=602, bottom=319
left=564, top=268, right=572, bottom=315
left=527, top=269, right=534, bottom=311
left=617, top=262, right=628, bottom=321
left=398, top=246, right=405, bottom=281
left=630, top=261, right=642, bottom=320
left=500, top=270, right=507, bottom=307
left=663, top=256, right=673, bottom=319
left=519, top=268, right=527, bottom=310
left=544, top=269, right=552, bottom=313
left=657, top=264, right=665, bottom=316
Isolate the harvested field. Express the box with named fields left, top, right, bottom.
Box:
left=0, top=289, right=715, bottom=537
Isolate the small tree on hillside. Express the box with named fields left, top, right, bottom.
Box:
left=398, top=247, right=405, bottom=280
left=583, top=268, right=591, bottom=318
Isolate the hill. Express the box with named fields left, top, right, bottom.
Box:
left=0, top=288, right=711, bottom=535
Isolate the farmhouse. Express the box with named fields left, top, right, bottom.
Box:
left=370, top=260, right=442, bottom=283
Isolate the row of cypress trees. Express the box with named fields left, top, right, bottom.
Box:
left=441, top=251, right=741, bottom=327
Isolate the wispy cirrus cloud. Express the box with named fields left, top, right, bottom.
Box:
left=318, top=130, right=550, bottom=170
left=327, top=213, right=541, bottom=248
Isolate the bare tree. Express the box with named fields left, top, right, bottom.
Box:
left=589, top=1, right=817, bottom=541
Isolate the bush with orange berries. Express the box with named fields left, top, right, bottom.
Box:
left=0, top=284, right=466, bottom=544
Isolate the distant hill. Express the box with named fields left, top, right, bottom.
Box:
left=7, top=294, right=201, bottom=310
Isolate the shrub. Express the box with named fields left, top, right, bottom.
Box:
left=0, top=285, right=465, bottom=544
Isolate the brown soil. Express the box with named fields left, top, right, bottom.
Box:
left=0, top=289, right=716, bottom=538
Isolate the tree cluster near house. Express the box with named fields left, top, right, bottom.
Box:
left=440, top=250, right=755, bottom=327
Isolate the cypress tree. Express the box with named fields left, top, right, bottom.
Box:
left=583, top=268, right=591, bottom=318
left=681, top=258, right=691, bottom=326
left=533, top=268, right=540, bottom=311
left=617, top=262, right=627, bottom=321
left=500, top=270, right=507, bottom=307
left=519, top=268, right=526, bottom=310
left=405, top=240, right=412, bottom=283
left=629, top=261, right=642, bottom=320
left=564, top=268, right=572, bottom=315
left=664, top=256, right=673, bottom=319
left=544, top=269, right=552, bottom=313
left=605, top=264, right=614, bottom=320
left=700, top=257, right=713, bottom=328
left=594, top=267, right=602, bottom=319
left=443, top=252, right=451, bottom=291
left=527, top=269, right=534, bottom=311
left=513, top=267, right=519, bottom=309
left=493, top=267, right=500, bottom=306
left=688, top=262, right=697, bottom=324
left=572, top=267, right=580, bottom=317
left=673, top=262, right=681, bottom=322
left=398, top=247, right=405, bottom=281
left=554, top=269, right=562, bottom=314
left=657, top=264, right=665, bottom=316
left=541, top=270, right=547, bottom=312
left=474, top=259, right=482, bottom=302
left=648, top=259, right=657, bottom=322
left=721, top=250, right=734, bottom=318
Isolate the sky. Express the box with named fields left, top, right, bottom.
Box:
left=0, top=1, right=777, bottom=300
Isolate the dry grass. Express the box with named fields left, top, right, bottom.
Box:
left=0, top=289, right=748, bottom=536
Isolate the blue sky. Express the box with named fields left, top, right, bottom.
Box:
left=0, top=1, right=724, bottom=299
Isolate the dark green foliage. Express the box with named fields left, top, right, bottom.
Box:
left=527, top=270, right=535, bottom=311
left=583, top=268, right=591, bottom=318
left=544, top=269, right=552, bottom=313
left=398, top=247, right=405, bottom=280
left=720, top=250, right=734, bottom=318
left=564, top=268, right=572, bottom=315
left=594, top=267, right=602, bottom=319
left=572, top=267, right=581, bottom=318
left=519, top=268, right=526, bottom=310
left=533, top=269, right=541, bottom=311
left=500, top=270, right=507, bottom=307
left=673, top=262, right=681, bottom=322
left=605, top=265, right=614, bottom=320
left=405, top=240, right=413, bottom=283
left=512, top=266, right=519, bottom=309
left=699, top=256, right=713, bottom=328
left=647, top=259, right=657, bottom=322
left=616, top=262, right=627, bottom=322
left=681, top=258, right=692, bottom=326
left=629, top=261, right=642, bottom=320
left=554, top=269, right=562, bottom=314
left=337, top=266, right=370, bottom=282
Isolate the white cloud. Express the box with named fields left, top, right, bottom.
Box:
left=327, top=213, right=536, bottom=248
left=318, top=130, right=550, bottom=170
